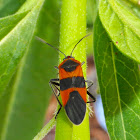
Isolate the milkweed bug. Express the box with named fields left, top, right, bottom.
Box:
left=36, top=34, right=96, bottom=125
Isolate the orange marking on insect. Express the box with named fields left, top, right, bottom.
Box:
left=60, top=87, right=87, bottom=106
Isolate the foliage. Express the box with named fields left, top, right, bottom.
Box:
left=94, top=15, right=140, bottom=140
left=95, top=0, right=140, bottom=139
left=0, top=0, right=59, bottom=139
left=0, top=0, right=139, bottom=140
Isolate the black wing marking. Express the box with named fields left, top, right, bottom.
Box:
left=60, top=77, right=85, bottom=91
left=65, top=91, right=86, bottom=125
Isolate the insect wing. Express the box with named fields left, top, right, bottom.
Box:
left=65, top=91, right=86, bottom=125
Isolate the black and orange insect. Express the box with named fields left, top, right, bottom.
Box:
left=36, top=35, right=96, bottom=125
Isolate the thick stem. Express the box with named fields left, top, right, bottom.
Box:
left=55, top=0, right=90, bottom=140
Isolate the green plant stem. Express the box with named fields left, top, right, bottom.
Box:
left=33, top=117, right=56, bottom=140
left=55, top=0, right=90, bottom=140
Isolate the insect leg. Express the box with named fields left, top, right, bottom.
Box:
left=55, top=105, right=62, bottom=119
left=85, top=80, right=93, bottom=89
left=50, top=78, right=60, bottom=83
left=50, top=79, right=60, bottom=96
left=54, top=66, right=59, bottom=70
left=49, top=79, right=62, bottom=118
left=87, top=91, right=96, bottom=103
left=81, top=61, right=85, bottom=66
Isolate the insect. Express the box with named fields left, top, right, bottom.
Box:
left=36, top=35, right=96, bottom=125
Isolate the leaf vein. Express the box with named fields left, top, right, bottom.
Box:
left=125, top=131, right=137, bottom=140
left=117, top=72, right=140, bottom=104
left=111, top=43, right=126, bottom=140
left=121, top=99, right=140, bottom=119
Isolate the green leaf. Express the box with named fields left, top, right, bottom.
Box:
left=87, top=0, right=99, bottom=25
left=0, top=0, right=26, bottom=17
left=0, top=0, right=44, bottom=98
left=0, top=0, right=51, bottom=139
left=0, top=12, right=28, bottom=40
left=0, top=0, right=61, bottom=139
left=128, top=0, right=140, bottom=5
left=99, top=0, right=140, bottom=63
left=94, top=14, right=140, bottom=140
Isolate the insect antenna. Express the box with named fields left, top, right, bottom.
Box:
left=70, top=33, right=91, bottom=56
left=36, top=36, right=66, bottom=58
